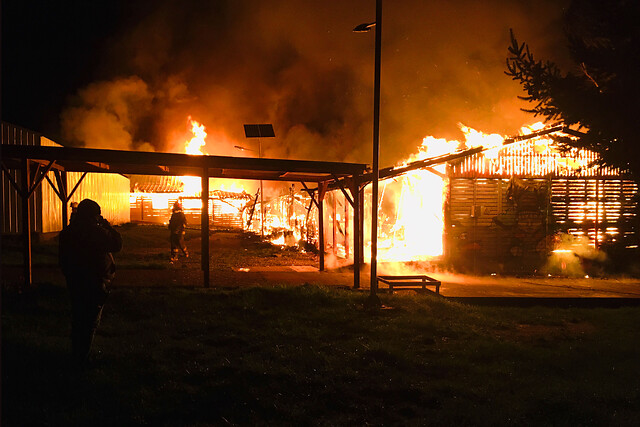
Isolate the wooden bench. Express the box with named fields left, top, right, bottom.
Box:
left=377, top=275, right=441, bottom=295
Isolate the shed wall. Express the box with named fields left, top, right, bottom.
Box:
left=1, top=123, right=43, bottom=234
left=2, top=123, right=130, bottom=234
left=446, top=177, right=639, bottom=273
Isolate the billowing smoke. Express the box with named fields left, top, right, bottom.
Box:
left=543, top=233, right=608, bottom=277
left=60, top=0, right=569, bottom=165
left=61, top=77, right=151, bottom=150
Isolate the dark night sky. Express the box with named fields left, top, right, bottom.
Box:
left=2, top=0, right=571, bottom=166
left=3, top=1, right=122, bottom=132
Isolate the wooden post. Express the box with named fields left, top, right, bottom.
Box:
left=201, top=169, right=210, bottom=287
left=319, top=198, right=325, bottom=271
left=359, top=189, right=365, bottom=266
left=317, top=182, right=328, bottom=272
left=332, top=193, right=337, bottom=255
left=21, top=158, right=32, bottom=287
left=353, top=179, right=360, bottom=289
left=60, top=171, right=69, bottom=227
left=594, top=175, right=600, bottom=248
left=345, top=192, right=350, bottom=259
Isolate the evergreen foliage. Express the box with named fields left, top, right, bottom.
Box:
left=506, top=0, right=640, bottom=178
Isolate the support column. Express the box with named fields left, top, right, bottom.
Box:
left=345, top=194, right=350, bottom=259
left=21, top=158, right=32, bottom=287
left=60, top=171, right=69, bottom=227
left=595, top=175, right=600, bottom=249
left=319, top=198, right=325, bottom=271
left=201, top=169, right=210, bottom=287
left=316, top=182, right=328, bottom=272
left=359, top=189, right=365, bottom=266
left=332, top=194, right=337, bottom=255
left=353, top=180, right=361, bottom=289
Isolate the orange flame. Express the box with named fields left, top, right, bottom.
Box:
left=376, top=122, right=548, bottom=262
left=181, top=117, right=208, bottom=195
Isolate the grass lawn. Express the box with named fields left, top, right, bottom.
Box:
left=2, top=225, right=640, bottom=425
left=3, top=282, right=640, bottom=425
left=1, top=224, right=318, bottom=270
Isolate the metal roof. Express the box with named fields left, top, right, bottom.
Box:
left=130, top=175, right=184, bottom=193
left=1, top=144, right=368, bottom=183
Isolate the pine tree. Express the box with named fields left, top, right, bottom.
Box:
left=506, top=0, right=640, bottom=178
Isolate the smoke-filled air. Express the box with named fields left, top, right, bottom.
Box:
left=60, top=0, right=569, bottom=166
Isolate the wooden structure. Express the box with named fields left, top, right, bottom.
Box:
left=446, top=138, right=638, bottom=273
left=2, top=123, right=130, bottom=233
left=1, top=142, right=367, bottom=289
left=325, top=125, right=638, bottom=274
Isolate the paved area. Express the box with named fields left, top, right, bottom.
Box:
left=6, top=265, right=640, bottom=300
left=222, top=266, right=640, bottom=299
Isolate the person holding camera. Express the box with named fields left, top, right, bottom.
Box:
left=59, top=199, right=122, bottom=366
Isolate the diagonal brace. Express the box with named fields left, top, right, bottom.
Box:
left=1, top=162, right=24, bottom=197
left=26, top=160, right=57, bottom=199
left=331, top=174, right=354, bottom=207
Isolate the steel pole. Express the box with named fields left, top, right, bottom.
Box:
left=259, top=138, right=264, bottom=238
left=201, top=168, right=210, bottom=287
left=21, top=158, right=33, bottom=288
left=368, top=0, right=382, bottom=306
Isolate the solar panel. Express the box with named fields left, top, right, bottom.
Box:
left=243, top=124, right=275, bottom=138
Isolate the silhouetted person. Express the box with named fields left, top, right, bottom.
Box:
left=59, top=199, right=122, bottom=366
left=169, top=201, right=189, bottom=262
left=69, top=201, right=78, bottom=224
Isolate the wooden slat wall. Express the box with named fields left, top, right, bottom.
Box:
left=448, top=176, right=638, bottom=271
left=212, top=200, right=244, bottom=230
left=2, top=124, right=131, bottom=234
left=1, top=122, right=43, bottom=234
left=448, top=178, right=513, bottom=261
left=450, top=139, right=626, bottom=178
left=550, top=178, right=639, bottom=246
left=40, top=136, right=130, bottom=229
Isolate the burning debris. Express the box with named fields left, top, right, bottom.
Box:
left=130, top=118, right=255, bottom=228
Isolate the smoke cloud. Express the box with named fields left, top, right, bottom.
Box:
left=60, top=0, right=569, bottom=166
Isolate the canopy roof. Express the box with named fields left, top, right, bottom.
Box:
left=1, top=144, right=368, bottom=183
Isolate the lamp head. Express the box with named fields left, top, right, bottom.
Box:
left=353, top=22, right=376, bottom=32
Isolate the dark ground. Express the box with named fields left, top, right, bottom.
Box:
left=3, top=225, right=640, bottom=425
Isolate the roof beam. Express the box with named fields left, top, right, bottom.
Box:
left=0, top=145, right=367, bottom=184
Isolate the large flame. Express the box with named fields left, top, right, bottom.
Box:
left=130, top=116, right=255, bottom=224
left=181, top=117, right=208, bottom=195
left=376, top=122, right=548, bottom=263
left=131, top=118, right=623, bottom=267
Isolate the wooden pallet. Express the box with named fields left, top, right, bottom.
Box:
left=377, top=275, right=441, bottom=295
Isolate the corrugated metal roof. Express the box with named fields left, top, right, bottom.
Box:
left=180, top=190, right=253, bottom=200
left=130, top=175, right=184, bottom=193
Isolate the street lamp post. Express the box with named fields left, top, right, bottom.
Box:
left=243, top=124, right=275, bottom=239
left=234, top=143, right=264, bottom=236
left=258, top=139, right=264, bottom=237
left=355, top=0, right=382, bottom=308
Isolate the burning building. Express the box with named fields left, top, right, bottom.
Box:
left=445, top=132, right=639, bottom=274
left=129, top=175, right=253, bottom=229
left=313, top=123, right=639, bottom=275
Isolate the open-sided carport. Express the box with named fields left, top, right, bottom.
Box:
left=1, top=144, right=368, bottom=288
